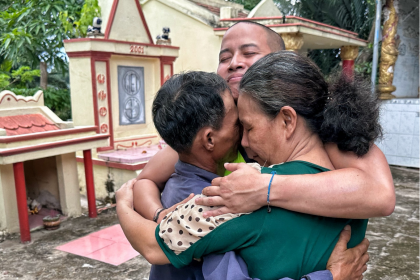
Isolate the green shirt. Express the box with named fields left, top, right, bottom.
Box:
left=156, top=160, right=368, bottom=280
left=224, top=150, right=246, bottom=176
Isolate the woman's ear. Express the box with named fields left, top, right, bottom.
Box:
left=278, top=106, right=297, bottom=139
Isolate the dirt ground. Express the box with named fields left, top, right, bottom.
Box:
left=0, top=166, right=418, bottom=280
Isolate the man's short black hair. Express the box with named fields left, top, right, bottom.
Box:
left=230, top=21, right=285, bottom=51
left=152, top=71, right=229, bottom=154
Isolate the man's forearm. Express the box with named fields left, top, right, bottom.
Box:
left=133, top=179, right=164, bottom=220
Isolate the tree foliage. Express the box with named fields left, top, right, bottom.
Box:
left=0, top=0, right=100, bottom=71
left=0, top=0, right=99, bottom=120
left=60, top=0, right=101, bottom=38
left=0, top=66, right=40, bottom=90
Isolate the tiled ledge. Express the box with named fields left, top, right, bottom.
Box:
left=377, top=98, right=419, bottom=168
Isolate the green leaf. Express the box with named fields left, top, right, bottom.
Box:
left=3, top=37, right=11, bottom=49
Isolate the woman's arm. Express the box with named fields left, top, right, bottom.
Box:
left=197, top=144, right=395, bottom=219
left=116, top=179, right=169, bottom=264
left=133, top=179, right=164, bottom=220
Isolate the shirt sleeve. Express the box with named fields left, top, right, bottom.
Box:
left=202, top=252, right=254, bottom=280
left=155, top=212, right=264, bottom=269
left=299, top=270, right=333, bottom=280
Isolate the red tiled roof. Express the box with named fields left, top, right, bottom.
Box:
left=194, top=2, right=248, bottom=18
left=0, top=114, right=59, bottom=136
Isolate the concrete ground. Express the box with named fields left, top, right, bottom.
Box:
left=0, top=166, right=418, bottom=280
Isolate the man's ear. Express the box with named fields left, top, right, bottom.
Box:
left=277, top=106, right=297, bottom=139
left=198, top=127, right=215, bottom=152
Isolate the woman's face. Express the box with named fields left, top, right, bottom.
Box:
left=238, top=94, right=286, bottom=166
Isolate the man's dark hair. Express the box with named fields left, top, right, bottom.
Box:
left=152, top=71, right=229, bottom=154
left=230, top=21, right=285, bottom=51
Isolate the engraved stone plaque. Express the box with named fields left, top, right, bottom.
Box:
left=118, top=66, right=145, bottom=125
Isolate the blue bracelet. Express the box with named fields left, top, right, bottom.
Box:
left=267, top=171, right=276, bottom=213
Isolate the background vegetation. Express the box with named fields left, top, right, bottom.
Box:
left=0, top=0, right=100, bottom=120
left=231, top=0, right=377, bottom=76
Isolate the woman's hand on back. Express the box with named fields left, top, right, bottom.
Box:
left=196, top=163, right=268, bottom=217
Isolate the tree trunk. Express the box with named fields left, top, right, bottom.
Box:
left=355, top=21, right=376, bottom=64
left=40, top=62, right=48, bottom=90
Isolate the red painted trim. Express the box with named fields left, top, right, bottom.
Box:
left=342, top=60, right=355, bottom=79
left=76, top=156, right=147, bottom=171
left=91, top=58, right=100, bottom=133
left=114, top=135, right=157, bottom=143
left=160, top=59, right=164, bottom=86
left=104, top=0, right=119, bottom=39
left=160, top=56, right=177, bottom=63
left=13, top=162, right=31, bottom=243
left=0, top=134, right=109, bottom=157
left=285, top=16, right=359, bottom=36
left=214, top=23, right=367, bottom=43
left=219, top=16, right=359, bottom=36
left=64, top=38, right=179, bottom=50
left=160, top=56, right=176, bottom=85
left=83, top=150, right=97, bottom=218
left=0, top=126, right=97, bottom=143
left=67, top=51, right=177, bottom=60
left=116, top=140, right=153, bottom=149
left=66, top=51, right=112, bottom=58
left=91, top=57, right=114, bottom=151
left=133, top=0, right=154, bottom=44
left=97, top=146, right=114, bottom=152
left=105, top=59, right=114, bottom=150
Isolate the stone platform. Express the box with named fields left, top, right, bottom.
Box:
left=97, top=145, right=161, bottom=164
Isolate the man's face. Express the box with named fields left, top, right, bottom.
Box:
left=212, top=90, right=240, bottom=164
left=217, top=23, right=272, bottom=101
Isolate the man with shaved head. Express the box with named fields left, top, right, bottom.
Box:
left=118, top=21, right=394, bottom=280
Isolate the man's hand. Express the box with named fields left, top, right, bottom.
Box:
left=116, top=178, right=138, bottom=209
left=196, top=163, right=266, bottom=218
left=327, top=225, right=370, bottom=280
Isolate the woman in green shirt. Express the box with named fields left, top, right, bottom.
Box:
left=118, top=51, right=381, bottom=280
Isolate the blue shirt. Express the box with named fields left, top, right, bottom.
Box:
left=150, top=160, right=332, bottom=280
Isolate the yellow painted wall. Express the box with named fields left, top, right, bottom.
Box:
left=69, top=57, right=95, bottom=127
left=77, top=162, right=138, bottom=200
left=56, top=153, right=82, bottom=217
left=142, top=1, right=220, bottom=73
left=109, top=0, right=151, bottom=43
left=0, top=165, right=19, bottom=232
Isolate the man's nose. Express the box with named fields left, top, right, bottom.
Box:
left=228, top=54, right=244, bottom=71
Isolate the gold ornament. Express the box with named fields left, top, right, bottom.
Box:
left=340, top=46, right=359, bottom=60
left=378, top=0, right=399, bottom=99
left=281, top=33, right=304, bottom=52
